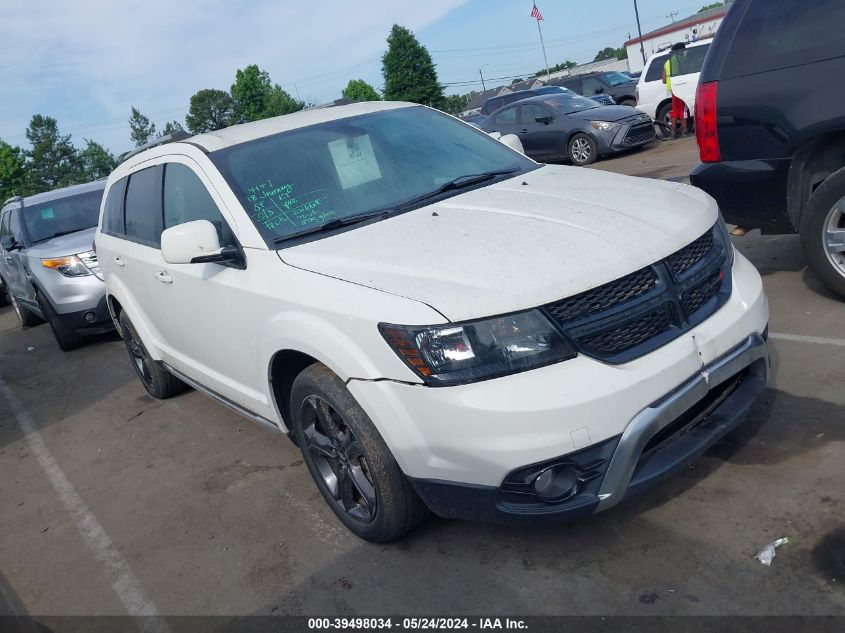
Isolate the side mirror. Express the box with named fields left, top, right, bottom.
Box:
left=535, top=116, right=553, bottom=125
left=594, top=87, right=604, bottom=94
left=0, top=235, right=20, bottom=251
left=161, top=220, right=242, bottom=267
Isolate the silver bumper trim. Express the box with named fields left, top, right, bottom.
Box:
left=595, top=332, right=769, bottom=512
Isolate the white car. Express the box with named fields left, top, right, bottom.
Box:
left=636, top=39, right=712, bottom=129
left=95, top=102, right=769, bottom=542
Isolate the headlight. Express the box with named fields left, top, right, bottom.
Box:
left=589, top=121, right=620, bottom=132
left=41, top=255, right=92, bottom=277
left=380, top=310, right=576, bottom=386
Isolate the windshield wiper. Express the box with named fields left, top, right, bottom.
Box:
left=389, top=169, right=520, bottom=214
left=273, top=211, right=389, bottom=244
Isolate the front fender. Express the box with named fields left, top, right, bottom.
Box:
left=106, top=275, right=166, bottom=361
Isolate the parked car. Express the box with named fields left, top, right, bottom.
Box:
left=481, top=93, right=655, bottom=165
left=0, top=181, right=111, bottom=350
left=636, top=39, right=711, bottom=134
left=97, top=102, right=768, bottom=542
left=689, top=0, right=845, bottom=298
left=479, top=86, right=612, bottom=118
left=556, top=72, right=638, bottom=107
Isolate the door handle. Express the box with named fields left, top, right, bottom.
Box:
left=155, top=271, right=174, bottom=284
left=113, top=256, right=125, bottom=267
left=520, top=129, right=529, bottom=134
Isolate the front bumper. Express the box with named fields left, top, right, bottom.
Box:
left=55, top=294, right=113, bottom=334
left=689, top=158, right=794, bottom=233
left=408, top=332, right=768, bottom=523
left=348, top=250, right=768, bottom=520
left=596, top=118, right=656, bottom=155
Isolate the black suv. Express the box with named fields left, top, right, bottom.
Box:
left=690, top=0, right=845, bottom=298
left=555, top=72, right=637, bottom=107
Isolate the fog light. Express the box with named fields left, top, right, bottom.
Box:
left=84, top=311, right=96, bottom=323
left=533, top=465, right=580, bottom=502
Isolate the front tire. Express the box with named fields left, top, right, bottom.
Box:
left=118, top=311, right=188, bottom=398
left=9, top=292, right=43, bottom=328
left=568, top=133, right=598, bottom=166
left=37, top=293, right=84, bottom=351
left=290, top=363, right=428, bottom=542
left=800, top=166, right=845, bottom=299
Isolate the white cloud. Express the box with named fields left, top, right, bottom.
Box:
left=1, top=0, right=467, bottom=152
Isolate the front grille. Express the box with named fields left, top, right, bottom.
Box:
left=579, top=305, right=672, bottom=355
left=542, top=226, right=730, bottom=363
left=545, top=267, right=656, bottom=323
left=77, top=249, right=103, bottom=280
left=666, top=231, right=713, bottom=278
left=623, top=122, right=656, bottom=145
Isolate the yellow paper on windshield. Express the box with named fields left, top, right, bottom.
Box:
left=328, top=135, right=381, bottom=189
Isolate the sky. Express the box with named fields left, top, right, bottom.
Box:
left=1, top=0, right=711, bottom=155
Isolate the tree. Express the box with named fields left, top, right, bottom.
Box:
left=699, top=2, right=723, bottom=12
left=533, top=60, right=577, bottom=77
left=231, top=64, right=273, bottom=123
left=79, top=140, right=117, bottom=180
left=25, top=115, right=83, bottom=193
left=593, top=47, right=628, bottom=62
left=441, top=94, right=468, bottom=115
left=186, top=88, right=237, bottom=133
left=342, top=79, right=381, bottom=102
left=129, top=106, right=156, bottom=147
left=382, top=25, right=444, bottom=107
left=0, top=140, right=26, bottom=200
left=157, top=120, right=184, bottom=138
left=510, top=77, right=523, bottom=85
left=264, top=84, right=305, bottom=117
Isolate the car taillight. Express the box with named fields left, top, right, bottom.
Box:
left=695, top=81, right=720, bottom=162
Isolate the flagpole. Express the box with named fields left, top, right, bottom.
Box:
left=535, top=10, right=551, bottom=79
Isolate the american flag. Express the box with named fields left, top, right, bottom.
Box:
left=530, top=3, right=543, bottom=20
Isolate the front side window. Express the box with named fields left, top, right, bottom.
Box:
left=21, top=189, right=103, bottom=245
left=582, top=77, right=605, bottom=94
left=124, top=166, right=163, bottom=246
left=520, top=104, right=550, bottom=124
left=494, top=107, right=518, bottom=125
left=211, top=106, right=536, bottom=246
left=163, top=163, right=234, bottom=246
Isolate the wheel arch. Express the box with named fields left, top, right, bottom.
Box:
left=787, top=132, right=845, bottom=230
left=267, top=349, right=320, bottom=437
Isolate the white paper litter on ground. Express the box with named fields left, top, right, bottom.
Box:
left=755, top=537, right=789, bottom=566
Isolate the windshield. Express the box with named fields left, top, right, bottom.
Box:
left=603, top=72, right=634, bottom=86
left=542, top=93, right=601, bottom=115
left=22, top=190, right=103, bottom=244
left=211, top=106, right=536, bottom=245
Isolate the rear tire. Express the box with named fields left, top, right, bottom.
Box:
left=290, top=363, right=429, bottom=542
left=655, top=102, right=673, bottom=139
left=567, top=133, right=598, bottom=166
left=118, top=311, right=189, bottom=399
left=799, top=167, right=845, bottom=299
left=37, top=293, right=84, bottom=351
left=0, top=280, right=8, bottom=307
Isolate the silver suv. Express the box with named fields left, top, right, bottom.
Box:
left=0, top=181, right=112, bottom=350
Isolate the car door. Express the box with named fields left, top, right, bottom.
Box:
left=561, top=78, right=582, bottom=95
left=150, top=159, right=264, bottom=411
left=671, top=44, right=711, bottom=112
left=1, top=209, right=37, bottom=309
left=517, top=103, right=560, bottom=158
left=582, top=76, right=607, bottom=98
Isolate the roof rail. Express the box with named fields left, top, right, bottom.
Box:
left=120, top=130, right=191, bottom=163
left=3, top=195, right=23, bottom=207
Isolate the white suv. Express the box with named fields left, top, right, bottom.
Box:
left=96, top=102, right=769, bottom=542
left=636, top=40, right=712, bottom=129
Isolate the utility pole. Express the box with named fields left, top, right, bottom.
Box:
left=535, top=16, right=551, bottom=79
left=633, top=0, right=646, bottom=66
left=479, top=68, right=487, bottom=92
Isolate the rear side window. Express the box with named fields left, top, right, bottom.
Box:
left=494, top=107, right=517, bottom=125
left=163, top=163, right=234, bottom=247
left=102, top=178, right=127, bottom=236
left=721, top=0, right=845, bottom=78
left=124, top=166, right=163, bottom=246
left=680, top=44, right=710, bottom=75
left=645, top=53, right=669, bottom=82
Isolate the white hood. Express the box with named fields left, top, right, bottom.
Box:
left=279, top=165, right=718, bottom=322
